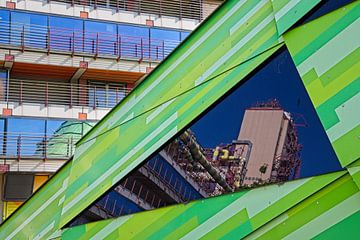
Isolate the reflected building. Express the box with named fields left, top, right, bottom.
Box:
left=238, top=100, right=301, bottom=186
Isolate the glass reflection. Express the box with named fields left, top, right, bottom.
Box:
left=11, top=12, right=47, bottom=49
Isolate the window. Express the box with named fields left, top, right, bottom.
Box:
left=4, top=173, right=34, bottom=201
left=180, top=31, right=190, bottom=41
left=118, top=25, right=149, bottom=59
left=150, top=28, right=180, bottom=59
left=6, top=118, right=45, bottom=157
left=11, top=12, right=48, bottom=49
left=0, top=10, right=10, bottom=44
left=49, top=16, right=84, bottom=52
left=84, top=20, right=117, bottom=55
left=0, top=70, right=7, bottom=102
left=88, top=81, right=127, bottom=108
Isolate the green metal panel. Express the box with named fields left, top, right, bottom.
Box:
left=271, top=0, right=322, bottom=35
left=1, top=0, right=359, bottom=239
left=284, top=1, right=360, bottom=167
left=347, top=159, right=360, bottom=189
left=61, top=171, right=345, bottom=239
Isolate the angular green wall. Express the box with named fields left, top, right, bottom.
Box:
left=0, top=0, right=359, bottom=239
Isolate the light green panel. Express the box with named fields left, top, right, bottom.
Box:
left=271, top=0, right=322, bottom=35
left=284, top=1, right=360, bottom=167
left=61, top=171, right=344, bottom=239
left=244, top=173, right=360, bottom=239
left=347, top=159, right=360, bottom=189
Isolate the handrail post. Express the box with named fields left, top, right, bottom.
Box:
left=19, top=81, right=23, bottom=105
left=72, top=31, right=75, bottom=56
left=70, top=84, right=73, bottom=108
left=148, top=37, right=151, bottom=61
left=117, top=35, right=121, bottom=61
left=45, top=82, right=48, bottom=107
left=93, top=86, right=96, bottom=109
left=47, top=26, right=50, bottom=55
left=21, top=25, right=25, bottom=52
left=115, top=87, right=119, bottom=104
left=95, top=33, right=99, bottom=59
left=139, top=37, right=143, bottom=62
left=162, top=40, right=165, bottom=60
left=43, top=136, right=47, bottom=160
left=180, top=0, right=182, bottom=19
left=17, top=135, right=21, bottom=161
left=159, top=0, right=162, bottom=16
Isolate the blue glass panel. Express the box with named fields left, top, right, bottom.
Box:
left=0, top=10, right=10, bottom=44
left=118, top=25, right=149, bottom=59
left=49, top=16, right=83, bottom=52
left=88, top=82, right=126, bottom=108
left=11, top=12, right=48, bottom=49
left=0, top=70, right=7, bottom=101
left=150, top=28, right=180, bottom=60
left=84, top=20, right=117, bottom=55
left=6, top=118, right=45, bottom=157
left=180, top=31, right=190, bottom=41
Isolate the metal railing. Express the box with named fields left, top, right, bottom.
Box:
left=43, top=0, right=203, bottom=21
left=6, top=79, right=131, bottom=109
left=0, top=21, right=180, bottom=61
left=0, top=132, right=81, bottom=160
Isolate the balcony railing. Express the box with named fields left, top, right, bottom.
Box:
left=0, top=21, right=179, bottom=61
left=6, top=79, right=131, bottom=109
left=42, top=0, right=203, bottom=21
left=0, top=132, right=80, bottom=160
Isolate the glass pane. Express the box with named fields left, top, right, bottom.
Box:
left=180, top=31, right=190, bottom=41
left=11, top=12, right=48, bottom=49
left=0, top=70, right=7, bottom=101
left=88, top=82, right=126, bottom=108
left=49, top=16, right=84, bottom=52
left=6, top=118, right=45, bottom=158
left=84, top=20, right=117, bottom=55
left=46, top=120, right=95, bottom=158
left=0, top=10, right=10, bottom=44
left=0, top=118, right=5, bottom=157
left=150, top=28, right=180, bottom=59
left=118, top=25, right=149, bottom=59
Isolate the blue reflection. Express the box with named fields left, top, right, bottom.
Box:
left=151, top=28, right=180, bottom=59
left=2, top=9, right=191, bottom=60
left=118, top=25, right=149, bottom=59
left=49, top=16, right=83, bottom=52
left=11, top=12, right=47, bottom=49
left=85, top=20, right=117, bottom=55
left=0, top=10, right=10, bottom=44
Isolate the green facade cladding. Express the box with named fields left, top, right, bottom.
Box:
left=0, top=0, right=359, bottom=239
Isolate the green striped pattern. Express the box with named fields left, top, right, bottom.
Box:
left=347, top=159, right=360, bottom=189
left=61, top=171, right=345, bottom=239
left=271, top=0, right=322, bottom=35
left=284, top=1, right=360, bottom=167
left=1, top=0, right=360, bottom=239
left=245, top=172, right=360, bottom=239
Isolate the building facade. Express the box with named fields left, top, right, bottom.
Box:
left=0, top=0, right=222, bottom=222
